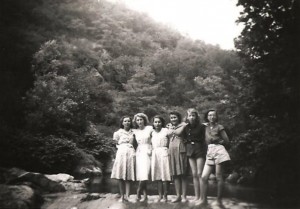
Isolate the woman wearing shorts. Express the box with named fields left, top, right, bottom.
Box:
left=196, top=109, right=230, bottom=207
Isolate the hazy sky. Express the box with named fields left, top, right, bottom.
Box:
left=108, top=0, right=243, bottom=50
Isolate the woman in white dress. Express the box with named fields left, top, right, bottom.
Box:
left=151, top=115, right=171, bottom=202
left=111, top=116, right=136, bottom=202
left=133, top=113, right=153, bottom=202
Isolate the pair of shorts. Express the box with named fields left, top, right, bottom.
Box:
left=206, top=144, right=230, bottom=165
left=186, top=142, right=207, bottom=159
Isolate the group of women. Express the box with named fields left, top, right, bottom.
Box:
left=110, top=108, right=230, bottom=207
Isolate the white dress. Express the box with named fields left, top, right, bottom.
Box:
left=151, top=128, right=171, bottom=181
left=133, top=126, right=153, bottom=181
left=111, top=129, right=136, bottom=181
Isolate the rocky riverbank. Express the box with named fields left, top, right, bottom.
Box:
left=0, top=167, right=101, bottom=209
left=42, top=192, right=263, bottom=209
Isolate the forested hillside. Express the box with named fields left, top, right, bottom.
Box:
left=1, top=0, right=242, bottom=172
left=0, top=0, right=298, bottom=205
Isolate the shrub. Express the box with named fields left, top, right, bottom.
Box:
left=0, top=131, right=81, bottom=174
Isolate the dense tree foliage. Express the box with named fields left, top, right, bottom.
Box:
left=233, top=0, right=299, bottom=206
left=0, top=0, right=242, bottom=175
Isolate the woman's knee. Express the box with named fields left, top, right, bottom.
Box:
left=197, top=172, right=203, bottom=178
left=201, top=174, right=210, bottom=182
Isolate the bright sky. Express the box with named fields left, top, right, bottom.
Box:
left=108, top=0, right=243, bottom=50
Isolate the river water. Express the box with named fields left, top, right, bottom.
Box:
left=88, top=174, right=282, bottom=208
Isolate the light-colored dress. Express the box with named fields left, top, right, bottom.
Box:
left=151, top=128, right=171, bottom=181
left=168, top=122, right=188, bottom=176
left=111, top=129, right=136, bottom=181
left=134, top=126, right=153, bottom=181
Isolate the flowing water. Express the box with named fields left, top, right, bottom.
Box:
left=87, top=174, right=280, bottom=208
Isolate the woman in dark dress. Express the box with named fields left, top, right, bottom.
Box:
left=167, top=111, right=188, bottom=203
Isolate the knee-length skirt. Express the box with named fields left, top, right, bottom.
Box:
left=169, top=137, right=188, bottom=176
left=151, top=147, right=171, bottom=181
left=111, top=144, right=135, bottom=181
left=136, top=144, right=151, bottom=181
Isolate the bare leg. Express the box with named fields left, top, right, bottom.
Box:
left=181, top=175, right=188, bottom=202
left=172, top=176, right=181, bottom=202
left=196, top=157, right=205, bottom=199
left=136, top=181, right=142, bottom=200
left=141, top=181, right=148, bottom=202
left=196, top=164, right=213, bottom=205
left=118, top=180, right=125, bottom=202
left=157, top=181, right=163, bottom=201
left=189, top=158, right=200, bottom=201
left=125, top=181, right=130, bottom=200
left=163, top=181, right=169, bottom=201
left=216, top=163, right=224, bottom=203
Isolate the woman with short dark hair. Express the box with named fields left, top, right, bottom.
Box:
left=197, top=109, right=230, bottom=207
left=151, top=115, right=171, bottom=202
left=167, top=111, right=188, bottom=203
left=111, top=116, right=136, bottom=202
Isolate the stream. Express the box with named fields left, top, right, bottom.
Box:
left=87, top=174, right=278, bottom=208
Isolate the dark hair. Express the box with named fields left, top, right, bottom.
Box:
left=185, top=108, right=200, bottom=124
left=169, top=111, right=182, bottom=123
left=204, top=109, right=219, bottom=122
left=132, top=113, right=149, bottom=128
left=152, top=115, right=166, bottom=129
left=119, top=116, right=133, bottom=129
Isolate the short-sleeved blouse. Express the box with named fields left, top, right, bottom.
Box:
left=133, top=125, right=153, bottom=145
left=113, top=129, right=135, bottom=145
left=151, top=128, right=169, bottom=148
left=205, top=123, right=225, bottom=144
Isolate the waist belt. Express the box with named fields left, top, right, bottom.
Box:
left=187, top=141, right=202, bottom=145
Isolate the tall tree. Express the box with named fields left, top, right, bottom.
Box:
left=235, top=0, right=299, bottom=121
left=233, top=0, right=299, bottom=205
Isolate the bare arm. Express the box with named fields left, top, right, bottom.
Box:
left=220, top=129, right=230, bottom=145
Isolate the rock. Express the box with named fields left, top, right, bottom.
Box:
left=0, top=167, right=28, bottom=183
left=9, top=171, right=66, bottom=193
left=226, top=172, right=240, bottom=184
left=0, top=167, right=65, bottom=193
left=61, top=181, right=86, bottom=192
left=0, top=184, right=43, bottom=209
left=80, top=193, right=102, bottom=202
left=45, top=173, right=74, bottom=182
left=73, top=151, right=102, bottom=179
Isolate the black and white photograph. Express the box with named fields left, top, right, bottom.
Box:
left=0, top=0, right=299, bottom=208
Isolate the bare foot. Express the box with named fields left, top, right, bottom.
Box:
left=181, top=197, right=188, bottom=203
left=171, top=196, right=181, bottom=203
left=195, top=199, right=207, bottom=206
left=118, top=197, right=128, bottom=203
left=140, top=197, right=148, bottom=202
left=191, top=197, right=200, bottom=202
left=212, top=200, right=225, bottom=208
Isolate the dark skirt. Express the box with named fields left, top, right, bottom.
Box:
left=169, top=137, right=188, bottom=176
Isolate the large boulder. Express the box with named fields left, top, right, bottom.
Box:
left=1, top=167, right=65, bottom=193
left=45, top=173, right=87, bottom=192
left=45, top=173, right=74, bottom=183
left=0, top=184, right=43, bottom=209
